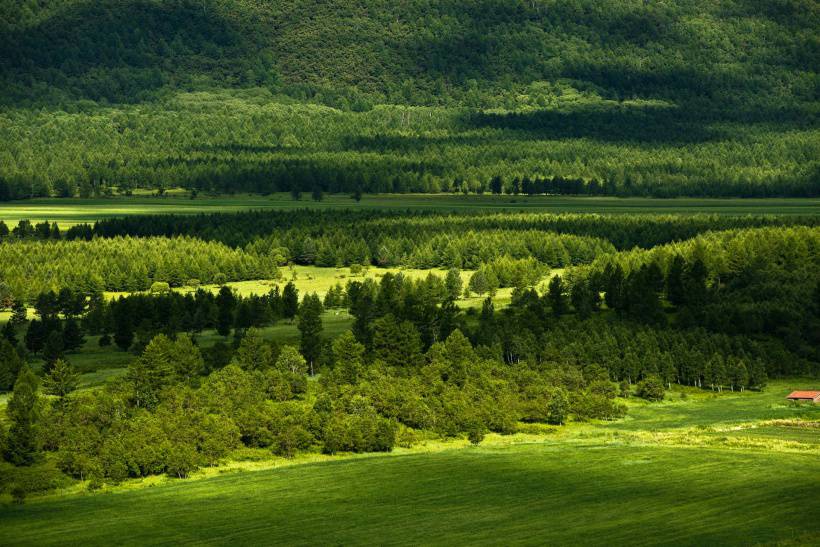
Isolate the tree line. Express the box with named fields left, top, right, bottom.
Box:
left=0, top=236, right=279, bottom=299
left=71, top=210, right=820, bottom=251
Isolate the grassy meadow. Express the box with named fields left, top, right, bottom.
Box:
left=1, top=194, right=819, bottom=227
left=1, top=380, right=818, bottom=546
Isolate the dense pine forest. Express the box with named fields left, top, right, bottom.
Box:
left=1, top=0, right=818, bottom=198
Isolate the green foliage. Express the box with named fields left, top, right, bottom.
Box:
left=0, top=1, right=817, bottom=198
left=234, top=328, right=275, bottom=371
left=4, top=366, right=41, bottom=466
left=42, top=359, right=80, bottom=398
left=636, top=376, right=666, bottom=402
left=0, top=339, right=23, bottom=391
left=0, top=236, right=278, bottom=297
left=275, top=346, right=307, bottom=376
left=296, top=293, right=323, bottom=371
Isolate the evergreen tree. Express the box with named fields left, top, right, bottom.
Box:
left=234, top=328, right=274, bottom=371
left=126, top=334, right=175, bottom=408
left=215, top=286, right=236, bottom=336
left=297, top=293, right=323, bottom=374
left=2, top=320, right=18, bottom=346
left=666, top=255, right=686, bottom=306
left=476, top=297, right=496, bottom=346
left=445, top=268, right=462, bottom=300
left=548, top=275, right=568, bottom=317
left=372, top=314, right=422, bottom=367
left=24, top=319, right=46, bottom=353
left=330, top=331, right=365, bottom=384
left=168, top=334, right=204, bottom=382
left=570, top=279, right=599, bottom=319
left=490, top=175, right=503, bottom=195
left=112, top=300, right=134, bottom=351
left=282, top=282, right=299, bottom=319
left=468, top=270, right=489, bottom=296
left=10, top=301, right=27, bottom=325
left=683, top=258, right=709, bottom=305
left=311, top=185, right=323, bottom=201
left=62, top=318, right=85, bottom=352
left=604, top=263, right=625, bottom=311
left=42, top=358, right=79, bottom=398
left=4, top=366, right=41, bottom=466
left=0, top=339, right=23, bottom=391
left=43, top=330, right=65, bottom=366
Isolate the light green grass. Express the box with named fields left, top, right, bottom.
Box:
left=1, top=194, right=818, bottom=227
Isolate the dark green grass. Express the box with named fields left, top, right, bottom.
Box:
left=2, top=194, right=819, bottom=227
left=1, top=443, right=818, bottom=546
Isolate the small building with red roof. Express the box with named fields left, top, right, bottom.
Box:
left=785, top=391, right=820, bottom=403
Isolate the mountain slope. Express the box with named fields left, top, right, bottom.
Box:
left=2, top=0, right=817, bottom=108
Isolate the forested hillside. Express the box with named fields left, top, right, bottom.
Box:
left=2, top=0, right=816, bottom=107
left=0, top=0, right=818, bottom=197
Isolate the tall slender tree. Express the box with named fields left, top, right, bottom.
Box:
left=4, top=366, right=41, bottom=466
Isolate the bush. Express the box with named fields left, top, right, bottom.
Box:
left=11, top=486, right=26, bottom=504
left=149, top=282, right=171, bottom=294
left=636, top=376, right=666, bottom=402
left=466, top=422, right=486, bottom=445
left=322, top=412, right=396, bottom=454
left=166, top=443, right=200, bottom=478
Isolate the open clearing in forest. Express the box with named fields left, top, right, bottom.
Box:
left=1, top=194, right=819, bottom=227
left=2, top=381, right=818, bottom=546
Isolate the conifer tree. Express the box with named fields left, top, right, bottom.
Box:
left=4, top=366, right=41, bottom=466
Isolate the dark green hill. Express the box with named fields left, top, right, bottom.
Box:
left=0, top=0, right=817, bottom=199
left=2, top=0, right=817, bottom=108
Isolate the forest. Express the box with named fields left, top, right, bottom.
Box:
left=1, top=208, right=818, bottom=501
left=1, top=0, right=819, bottom=542
left=0, top=0, right=818, bottom=199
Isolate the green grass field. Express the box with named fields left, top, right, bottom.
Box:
left=1, top=381, right=818, bottom=546
left=2, top=194, right=819, bottom=227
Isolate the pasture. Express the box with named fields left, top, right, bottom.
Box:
left=1, top=194, right=819, bottom=227
left=1, top=381, right=818, bottom=546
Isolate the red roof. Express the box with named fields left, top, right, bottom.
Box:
left=786, top=391, right=820, bottom=400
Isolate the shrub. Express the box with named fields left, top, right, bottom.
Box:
left=466, top=421, right=486, bottom=445
left=149, top=282, right=171, bottom=294
left=636, top=376, right=666, bottom=402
